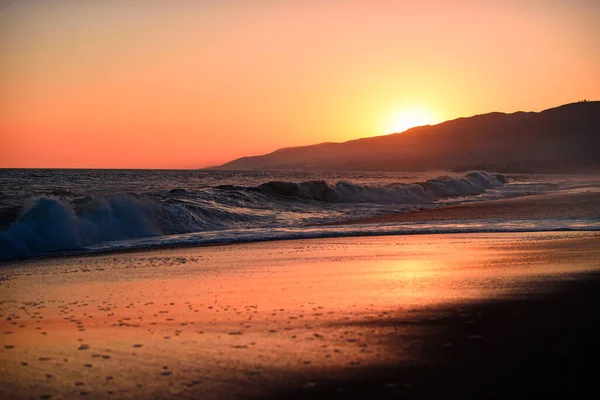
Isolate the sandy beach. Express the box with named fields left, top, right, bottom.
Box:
left=1, top=231, right=600, bottom=399
left=333, top=188, right=600, bottom=225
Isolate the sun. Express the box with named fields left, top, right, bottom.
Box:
left=385, top=109, right=436, bottom=134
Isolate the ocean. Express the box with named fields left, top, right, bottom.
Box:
left=1, top=169, right=598, bottom=261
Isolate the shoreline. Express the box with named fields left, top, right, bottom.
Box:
left=3, top=221, right=598, bottom=267
left=2, top=186, right=599, bottom=266
left=331, top=188, right=600, bottom=225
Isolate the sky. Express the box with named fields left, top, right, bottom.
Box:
left=1, top=0, right=599, bottom=169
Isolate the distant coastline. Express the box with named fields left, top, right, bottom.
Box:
left=211, top=102, right=600, bottom=173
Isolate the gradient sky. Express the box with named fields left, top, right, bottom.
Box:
left=1, top=0, right=599, bottom=169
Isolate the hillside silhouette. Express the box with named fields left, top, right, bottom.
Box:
left=213, top=102, right=600, bottom=173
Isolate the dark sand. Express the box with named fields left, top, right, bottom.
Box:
left=333, top=189, right=600, bottom=225
left=267, top=273, right=600, bottom=399
left=1, top=232, right=599, bottom=399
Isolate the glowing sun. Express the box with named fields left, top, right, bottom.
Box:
left=386, top=109, right=436, bottom=134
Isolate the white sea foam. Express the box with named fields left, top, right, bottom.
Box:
left=87, top=218, right=600, bottom=255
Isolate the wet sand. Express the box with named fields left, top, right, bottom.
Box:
left=1, top=232, right=600, bottom=399
left=333, top=189, right=600, bottom=225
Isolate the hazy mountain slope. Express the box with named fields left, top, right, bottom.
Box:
left=213, top=102, right=600, bottom=172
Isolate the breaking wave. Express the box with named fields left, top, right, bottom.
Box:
left=0, top=171, right=506, bottom=261
left=256, top=171, right=506, bottom=203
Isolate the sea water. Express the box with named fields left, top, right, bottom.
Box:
left=0, top=169, right=598, bottom=261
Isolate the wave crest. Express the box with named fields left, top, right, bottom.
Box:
left=257, top=171, right=505, bottom=203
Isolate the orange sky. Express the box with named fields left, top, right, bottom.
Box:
left=1, top=0, right=599, bottom=169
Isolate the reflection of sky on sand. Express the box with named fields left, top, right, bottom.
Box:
left=1, top=232, right=599, bottom=399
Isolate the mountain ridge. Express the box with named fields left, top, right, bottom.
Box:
left=210, top=102, right=600, bottom=173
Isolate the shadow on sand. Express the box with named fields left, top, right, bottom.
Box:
left=261, top=273, right=600, bottom=399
